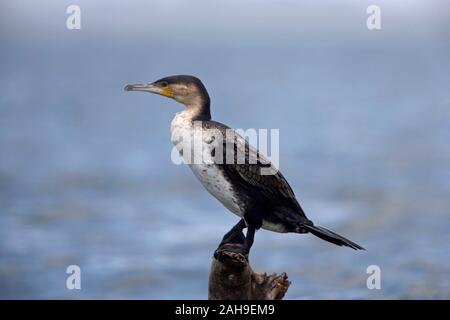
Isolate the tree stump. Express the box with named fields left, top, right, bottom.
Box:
left=208, top=232, right=291, bottom=300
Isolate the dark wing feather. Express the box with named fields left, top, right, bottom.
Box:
left=203, top=120, right=306, bottom=218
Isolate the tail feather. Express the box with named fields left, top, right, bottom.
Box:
left=304, top=224, right=365, bottom=250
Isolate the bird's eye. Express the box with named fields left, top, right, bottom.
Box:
left=159, top=81, right=169, bottom=87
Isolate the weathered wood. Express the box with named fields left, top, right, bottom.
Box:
left=208, top=242, right=291, bottom=300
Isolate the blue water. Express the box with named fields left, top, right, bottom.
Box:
left=1, top=0, right=450, bottom=299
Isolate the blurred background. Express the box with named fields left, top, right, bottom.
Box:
left=1, top=0, right=449, bottom=299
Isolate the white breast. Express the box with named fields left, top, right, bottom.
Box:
left=170, top=111, right=244, bottom=216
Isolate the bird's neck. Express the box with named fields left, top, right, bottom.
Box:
left=184, top=96, right=211, bottom=121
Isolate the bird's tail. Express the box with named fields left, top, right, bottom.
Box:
left=303, top=224, right=365, bottom=250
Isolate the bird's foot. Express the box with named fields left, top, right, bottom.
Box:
left=219, top=228, right=246, bottom=247
left=214, top=243, right=249, bottom=265
left=215, top=227, right=250, bottom=261
left=219, top=219, right=246, bottom=247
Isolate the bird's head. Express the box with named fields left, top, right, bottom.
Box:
left=124, top=75, right=210, bottom=112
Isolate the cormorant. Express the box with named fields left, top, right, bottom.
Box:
left=124, top=75, right=364, bottom=255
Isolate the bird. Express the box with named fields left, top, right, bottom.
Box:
left=124, top=75, right=364, bottom=255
